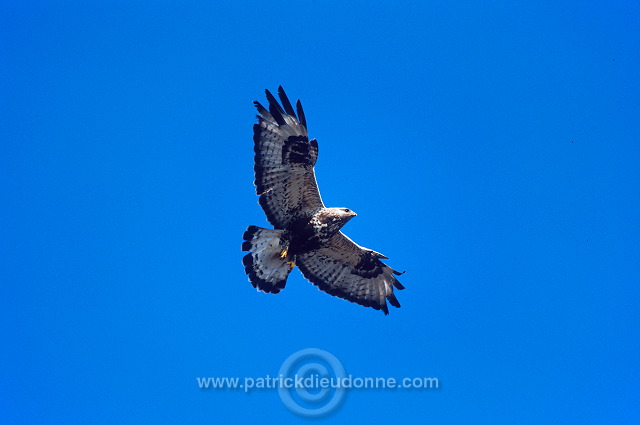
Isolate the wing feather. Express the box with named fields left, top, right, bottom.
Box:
left=265, top=89, right=287, bottom=126
left=278, top=86, right=297, bottom=117
left=296, top=232, right=405, bottom=315
left=296, top=99, right=307, bottom=129
left=252, top=87, right=324, bottom=228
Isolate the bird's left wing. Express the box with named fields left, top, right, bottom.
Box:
left=252, top=86, right=324, bottom=229
left=296, top=232, right=405, bottom=314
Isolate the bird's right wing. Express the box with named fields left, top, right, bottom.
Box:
left=252, top=86, right=324, bottom=229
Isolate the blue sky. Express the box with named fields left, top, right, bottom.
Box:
left=1, top=1, right=639, bottom=423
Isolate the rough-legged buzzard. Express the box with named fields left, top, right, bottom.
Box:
left=242, top=87, right=405, bottom=314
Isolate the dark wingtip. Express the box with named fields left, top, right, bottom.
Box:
left=296, top=99, right=307, bottom=129
left=265, top=89, right=286, bottom=126
left=277, top=86, right=297, bottom=118
left=264, top=89, right=276, bottom=106
left=253, top=100, right=269, bottom=117
left=392, top=276, right=405, bottom=290
left=387, top=293, right=401, bottom=308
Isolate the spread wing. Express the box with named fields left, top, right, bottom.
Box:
left=296, top=232, right=405, bottom=314
left=252, top=86, right=324, bottom=229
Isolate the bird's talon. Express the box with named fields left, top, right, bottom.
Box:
left=279, top=249, right=288, bottom=259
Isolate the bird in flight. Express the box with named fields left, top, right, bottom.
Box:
left=242, top=86, right=405, bottom=314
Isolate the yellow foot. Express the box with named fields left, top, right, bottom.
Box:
left=285, top=261, right=296, bottom=268
left=279, top=249, right=288, bottom=259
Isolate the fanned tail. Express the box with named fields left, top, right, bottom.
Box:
left=241, top=225, right=294, bottom=294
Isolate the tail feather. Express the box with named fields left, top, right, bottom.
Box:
left=241, top=225, right=293, bottom=294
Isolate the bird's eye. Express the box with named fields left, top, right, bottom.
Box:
left=343, top=208, right=350, bottom=213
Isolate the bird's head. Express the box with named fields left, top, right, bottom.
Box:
left=328, top=206, right=356, bottom=219
left=319, top=207, right=357, bottom=231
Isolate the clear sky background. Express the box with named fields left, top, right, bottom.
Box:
left=1, top=1, right=639, bottom=424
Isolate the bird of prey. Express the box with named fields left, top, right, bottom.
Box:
left=242, top=86, right=405, bottom=314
